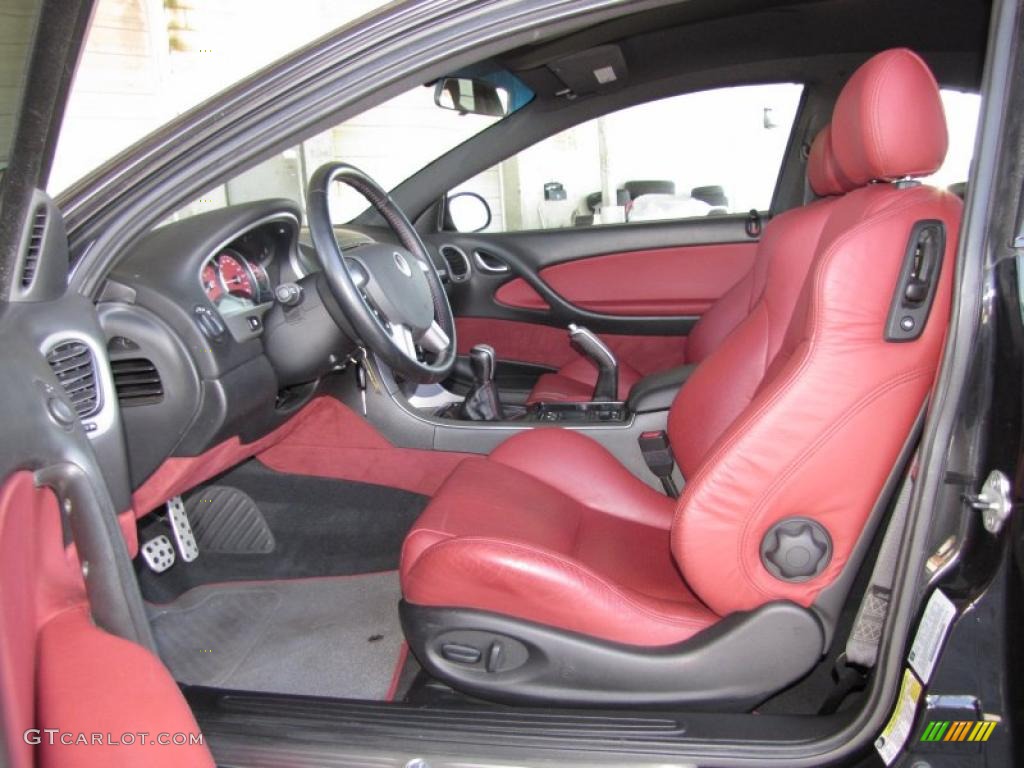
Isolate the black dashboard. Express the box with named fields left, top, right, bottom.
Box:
left=100, top=199, right=357, bottom=491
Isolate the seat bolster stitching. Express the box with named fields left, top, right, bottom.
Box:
left=735, top=366, right=935, bottom=595
left=400, top=526, right=454, bottom=571
left=673, top=192, right=944, bottom=527
left=415, top=535, right=715, bottom=628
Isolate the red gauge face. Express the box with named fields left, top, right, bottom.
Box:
left=201, top=262, right=223, bottom=303
left=217, top=252, right=254, bottom=299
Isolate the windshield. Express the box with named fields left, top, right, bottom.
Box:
left=167, top=77, right=527, bottom=224
left=0, top=0, right=42, bottom=181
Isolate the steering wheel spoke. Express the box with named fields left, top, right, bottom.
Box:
left=389, top=323, right=420, bottom=361
left=418, top=320, right=450, bottom=356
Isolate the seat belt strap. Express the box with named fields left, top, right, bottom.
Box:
left=819, top=473, right=915, bottom=714
left=638, top=430, right=680, bottom=498
left=845, top=473, right=915, bottom=668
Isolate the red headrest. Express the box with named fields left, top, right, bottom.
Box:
left=832, top=48, right=948, bottom=186
left=807, top=125, right=852, bottom=197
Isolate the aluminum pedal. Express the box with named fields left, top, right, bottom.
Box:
left=167, top=495, right=199, bottom=562
left=140, top=535, right=176, bottom=573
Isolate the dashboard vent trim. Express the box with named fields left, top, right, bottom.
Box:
left=21, top=206, right=47, bottom=289
left=111, top=357, right=164, bottom=406
left=46, top=340, right=101, bottom=419
left=439, top=245, right=471, bottom=283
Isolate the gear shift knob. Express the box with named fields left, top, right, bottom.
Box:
left=469, top=344, right=497, bottom=385
left=459, top=344, right=503, bottom=420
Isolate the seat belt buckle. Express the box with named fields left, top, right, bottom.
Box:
left=638, top=430, right=680, bottom=498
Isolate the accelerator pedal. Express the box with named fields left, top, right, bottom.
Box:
left=185, top=486, right=275, bottom=554
left=167, top=495, right=199, bottom=562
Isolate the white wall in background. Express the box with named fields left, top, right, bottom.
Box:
left=51, top=0, right=388, bottom=193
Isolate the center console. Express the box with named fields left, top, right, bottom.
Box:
left=524, top=400, right=628, bottom=423
left=437, top=398, right=627, bottom=423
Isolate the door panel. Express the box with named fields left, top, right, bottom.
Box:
left=455, top=317, right=689, bottom=375
left=426, top=216, right=758, bottom=395
left=495, top=242, right=755, bottom=315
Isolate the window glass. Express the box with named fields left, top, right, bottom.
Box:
left=168, top=75, right=527, bottom=223
left=50, top=0, right=394, bottom=194
left=923, top=89, right=981, bottom=192
left=0, top=0, right=42, bottom=181
left=454, top=83, right=804, bottom=232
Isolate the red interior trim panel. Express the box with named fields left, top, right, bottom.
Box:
left=455, top=317, right=688, bottom=375
left=495, top=243, right=756, bottom=316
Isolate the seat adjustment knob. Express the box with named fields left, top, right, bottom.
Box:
left=440, top=643, right=481, bottom=665
left=485, top=641, right=503, bottom=673
left=760, top=517, right=832, bottom=582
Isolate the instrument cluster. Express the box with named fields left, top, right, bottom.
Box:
left=200, top=247, right=273, bottom=315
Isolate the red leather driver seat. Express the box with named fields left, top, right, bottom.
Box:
left=400, top=49, right=960, bottom=706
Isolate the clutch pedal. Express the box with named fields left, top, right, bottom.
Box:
left=140, top=535, right=176, bottom=573
left=167, top=495, right=200, bottom=562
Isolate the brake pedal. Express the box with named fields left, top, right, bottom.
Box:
left=167, top=496, right=199, bottom=562
left=140, top=535, right=176, bottom=573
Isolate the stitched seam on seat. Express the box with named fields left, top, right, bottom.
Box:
left=399, top=527, right=454, bottom=572
left=413, top=536, right=715, bottom=629
left=736, top=367, right=933, bottom=596
left=673, top=189, right=939, bottom=529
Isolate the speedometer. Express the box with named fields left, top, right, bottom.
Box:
left=217, top=252, right=254, bottom=300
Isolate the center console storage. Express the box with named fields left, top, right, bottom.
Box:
left=529, top=400, right=628, bottom=423
left=434, top=399, right=628, bottom=423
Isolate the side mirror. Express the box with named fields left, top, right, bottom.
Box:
left=434, top=77, right=509, bottom=117
left=447, top=192, right=492, bottom=233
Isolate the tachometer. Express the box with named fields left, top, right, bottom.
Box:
left=217, top=251, right=254, bottom=300
left=201, top=262, right=223, bottom=303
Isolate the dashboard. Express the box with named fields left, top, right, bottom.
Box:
left=95, top=197, right=453, bottom=499
left=99, top=199, right=358, bottom=491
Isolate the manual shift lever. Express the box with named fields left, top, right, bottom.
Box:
left=459, top=344, right=504, bottom=421
left=568, top=324, right=619, bottom=401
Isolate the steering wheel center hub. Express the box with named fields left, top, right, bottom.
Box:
left=349, top=244, right=434, bottom=334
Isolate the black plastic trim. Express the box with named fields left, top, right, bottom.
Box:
left=884, top=219, right=946, bottom=342
left=627, top=363, right=697, bottom=412
left=400, top=601, right=824, bottom=709
left=430, top=216, right=754, bottom=335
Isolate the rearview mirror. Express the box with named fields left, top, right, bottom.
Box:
left=434, top=77, right=509, bottom=117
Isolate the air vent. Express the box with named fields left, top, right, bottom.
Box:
left=21, top=207, right=47, bottom=289
left=46, top=340, right=100, bottom=419
left=439, top=245, right=471, bottom=283
left=111, top=357, right=164, bottom=406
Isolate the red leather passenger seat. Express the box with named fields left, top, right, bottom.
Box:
left=400, top=49, right=960, bottom=704
left=526, top=128, right=851, bottom=405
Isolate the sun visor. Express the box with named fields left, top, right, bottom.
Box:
left=547, top=45, right=627, bottom=97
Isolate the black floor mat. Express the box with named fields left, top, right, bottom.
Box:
left=137, top=460, right=428, bottom=603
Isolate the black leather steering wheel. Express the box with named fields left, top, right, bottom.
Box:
left=307, top=162, right=457, bottom=384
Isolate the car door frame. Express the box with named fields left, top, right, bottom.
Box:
left=32, top=0, right=1019, bottom=766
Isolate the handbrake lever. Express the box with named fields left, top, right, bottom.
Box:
left=568, top=324, right=619, bottom=402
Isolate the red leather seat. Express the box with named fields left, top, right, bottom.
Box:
left=402, top=49, right=960, bottom=703
left=524, top=129, right=856, bottom=404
